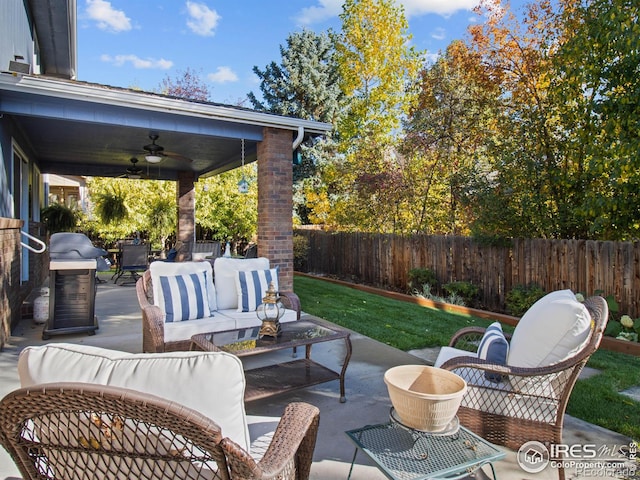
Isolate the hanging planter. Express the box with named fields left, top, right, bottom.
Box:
left=95, top=188, right=128, bottom=224
left=40, top=203, right=78, bottom=234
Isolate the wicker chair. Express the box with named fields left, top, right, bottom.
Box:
left=0, top=382, right=319, bottom=480
left=438, top=295, right=608, bottom=480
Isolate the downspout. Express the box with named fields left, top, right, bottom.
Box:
left=292, top=126, right=304, bottom=150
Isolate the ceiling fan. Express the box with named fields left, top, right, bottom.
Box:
left=118, top=157, right=144, bottom=179
left=142, top=132, right=192, bottom=164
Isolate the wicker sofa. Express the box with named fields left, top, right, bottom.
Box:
left=137, top=257, right=301, bottom=353
left=5, top=343, right=319, bottom=480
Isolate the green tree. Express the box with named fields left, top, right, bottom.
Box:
left=325, top=0, right=421, bottom=231
left=550, top=0, right=640, bottom=240
left=195, top=166, right=258, bottom=245
left=249, top=29, right=342, bottom=123
left=403, top=41, right=500, bottom=235
left=86, top=177, right=176, bottom=246
left=249, top=29, right=344, bottom=224
left=336, top=0, right=420, bottom=144
left=463, top=0, right=584, bottom=239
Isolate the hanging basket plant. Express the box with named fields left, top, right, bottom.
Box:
left=40, top=203, right=78, bottom=234
left=95, top=187, right=128, bottom=224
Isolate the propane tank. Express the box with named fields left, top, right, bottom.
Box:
left=33, top=287, right=50, bottom=324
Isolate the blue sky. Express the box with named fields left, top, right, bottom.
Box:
left=77, top=0, right=525, bottom=106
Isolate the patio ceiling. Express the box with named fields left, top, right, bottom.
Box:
left=0, top=74, right=331, bottom=181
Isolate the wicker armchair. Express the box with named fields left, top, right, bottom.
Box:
left=438, top=295, right=608, bottom=480
left=0, top=383, right=319, bottom=480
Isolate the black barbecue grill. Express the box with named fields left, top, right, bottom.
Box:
left=44, top=233, right=108, bottom=339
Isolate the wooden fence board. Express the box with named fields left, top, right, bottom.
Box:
left=295, top=230, right=640, bottom=317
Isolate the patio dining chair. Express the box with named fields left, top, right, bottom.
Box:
left=0, top=383, right=319, bottom=480
left=192, top=241, right=221, bottom=260
left=112, top=243, right=149, bottom=285
left=434, top=291, right=608, bottom=480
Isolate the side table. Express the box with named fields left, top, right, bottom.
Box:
left=346, top=419, right=505, bottom=480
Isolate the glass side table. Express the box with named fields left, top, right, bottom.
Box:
left=346, top=414, right=505, bottom=480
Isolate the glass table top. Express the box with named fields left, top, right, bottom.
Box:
left=195, top=320, right=347, bottom=355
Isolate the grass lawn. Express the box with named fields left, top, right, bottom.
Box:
left=294, top=275, right=640, bottom=439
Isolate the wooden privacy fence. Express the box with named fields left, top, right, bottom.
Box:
left=295, top=230, right=640, bottom=318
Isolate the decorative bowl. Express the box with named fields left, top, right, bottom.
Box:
left=384, top=365, right=467, bottom=432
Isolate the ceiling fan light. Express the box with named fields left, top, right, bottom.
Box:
left=145, top=154, right=163, bottom=163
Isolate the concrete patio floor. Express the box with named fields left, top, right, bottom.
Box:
left=0, top=273, right=634, bottom=480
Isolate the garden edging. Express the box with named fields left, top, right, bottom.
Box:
left=296, top=272, right=640, bottom=357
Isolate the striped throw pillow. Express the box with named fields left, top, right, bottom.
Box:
left=158, top=271, right=211, bottom=322
left=477, top=322, right=509, bottom=383
left=235, top=268, right=279, bottom=313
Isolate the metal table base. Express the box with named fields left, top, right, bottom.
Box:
left=346, top=419, right=505, bottom=480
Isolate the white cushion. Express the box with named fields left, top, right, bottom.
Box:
left=150, top=260, right=217, bottom=313
left=157, top=270, right=210, bottom=322
left=163, top=315, right=237, bottom=343
left=214, top=257, right=270, bottom=310
left=508, top=290, right=592, bottom=368
left=434, top=346, right=475, bottom=368
left=218, top=309, right=298, bottom=329
left=235, top=268, right=279, bottom=312
left=18, top=344, right=251, bottom=452
left=434, top=346, right=509, bottom=387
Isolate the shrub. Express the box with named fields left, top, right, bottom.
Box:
left=505, top=283, right=545, bottom=316
left=407, top=268, right=438, bottom=293
left=443, top=281, right=479, bottom=305
left=414, top=284, right=466, bottom=306
left=293, top=234, right=309, bottom=272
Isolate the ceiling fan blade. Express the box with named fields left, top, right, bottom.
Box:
left=163, top=151, right=193, bottom=163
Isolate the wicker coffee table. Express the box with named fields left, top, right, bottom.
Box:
left=191, top=317, right=352, bottom=402
left=346, top=416, right=505, bottom=480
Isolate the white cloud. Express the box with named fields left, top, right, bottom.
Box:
left=401, top=0, right=479, bottom=17
left=295, top=0, right=343, bottom=25
left=101, top=54, right=173, bottom=70
left=431, top=27, right=446, bottom=40
left=185, top=1, right=221, bottom=36
left=85, top=0, right=131, bottom=32
left=295, top=0, right=481, bottom=24
left=207, top=66, right=238, bottom=84
left=424, top=51, right=440, bottom=64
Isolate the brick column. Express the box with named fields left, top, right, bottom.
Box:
left=257, top=128, right=293, bottom=291
left=176, top=171, right=196, bottom=262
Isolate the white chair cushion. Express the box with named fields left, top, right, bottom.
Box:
left=434, top=346, right=475, bottom=368
left=18, top=343, right=250, bottom=452
left=221, top=309, right=298, bottom=329
left=235, top=268, right=279, bottom=312
left=150, top=260, right=217, bottom=313
left=434, top=346, right=510, bottom=388
left=508, top=289, right=591, bottom=368
left=157, top=270, right=210, bottom=322
left=214, top=257, right=270, bottom=310
left=163, top=315, right=237, bottom=343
